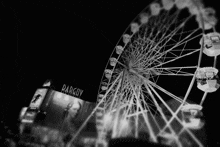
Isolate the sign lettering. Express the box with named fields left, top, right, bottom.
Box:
left=61, top=84, right=84, bottom=98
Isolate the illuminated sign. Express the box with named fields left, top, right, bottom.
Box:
left=61, top=84, right=84, bottom=98
left=30, top=88, right=48, bottom=109
left=21, top=111, right=37, bottom=124
left=19, top=107, right=28, bottom=120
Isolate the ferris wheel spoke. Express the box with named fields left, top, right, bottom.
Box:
left=131, top=15, right=186, bottom=67
left=143, top=11, right=194, bottom=58
left=155, top=28, right=201, bottom=57
left=177, top=127, right=204, bottom=147
left=145, top=87, right=181, bottom=136
left=141, top=90, right=159, bottom=113
left=131, top=70, right=189, bottom=106
left=141, top=97, right=156, bottom=116
left=153, top=66, right=197, bottom=70
left=140, top=105, right=162, bottom=136
left=147, top=79, right=186, bottom=104
left=140, top=92, right=164, bottom=134
left=155, top=73, right=193, bottom=76
left=146, top=26, right=201, bottom=66
left=166, top=28, right=201, bottom=50
left=146, top=83, right=202, bottom=146
left=143, top=82, right=177, bottom=136
left=124, top=94, right=136, bottom=117
left=147, top=83, right=183, bottom=122
left=135, top=88, right=140, bottom=138
left=150, top=66, right=197, bottom=76
left=154, top=76, right=197, bottom=137
left=145, top=32, right=201, bottom=69
left=148, top=45, right=199, bottom=69
left=142, top=99, right=162, bottom=134
left=107, top=78, right=123, bottom=112
left=129, top=82, right=158, bottom=142
left=69, top=76, right=122, bottom=144
left=146, top=82, right=203, bottom=146
left=148, top=48, right=200, bottom=69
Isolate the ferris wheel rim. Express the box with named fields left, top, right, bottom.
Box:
left=96, top=2, right=209, bottom=107
left=93, top=1, right=217, bottom=147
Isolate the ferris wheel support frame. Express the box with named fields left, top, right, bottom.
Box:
left=68, top=1, right=220, bottom=147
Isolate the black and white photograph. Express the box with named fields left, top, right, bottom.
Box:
left=1, top=0, right=220, bottom=147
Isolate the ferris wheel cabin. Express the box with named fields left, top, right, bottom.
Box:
left=196, top=67, right=220, bottom=93
left=201, top=32, right=220, bottom=57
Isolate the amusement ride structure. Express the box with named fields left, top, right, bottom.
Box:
left=18, top=0, right=220, bottom=147
left=67, top=0, right=220, bottom=147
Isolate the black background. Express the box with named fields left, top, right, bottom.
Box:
left=0, top=0, right=220, bottom=146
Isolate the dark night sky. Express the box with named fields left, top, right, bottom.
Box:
left=0, top=0, right=220, bottom=145
left=0, top=0, right=148, bottom=127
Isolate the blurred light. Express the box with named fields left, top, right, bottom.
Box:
left=56, top=92, right=63, bottom=99
left=72, top=102, right=80, bottom=109
left=64, top=95, right=69, bottom=101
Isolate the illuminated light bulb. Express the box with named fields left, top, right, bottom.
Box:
left=130, top=22, right=139, bottom=34
left=64, top=95, right=69, bottom=101
left=175, top=0, right=190, bottom=9
left=72, top=102, right=80, bottom=109
left=118, top=118, right=131, bottom=137
left=150, top=3, right=161, bottom=16
left=140, top=13, right=149, bottom=24
left=162, top=0, right=174, bottom=10
left=56, top=92, right=63, bottom=99
left=103, top=113, right=114, bottom=130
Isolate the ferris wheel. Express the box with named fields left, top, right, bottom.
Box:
left=68, top=0, right=220, bottom=147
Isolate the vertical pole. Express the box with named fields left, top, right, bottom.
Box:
left=135, top=96, right=139, bottom=138
left=213, top=55, right=217, bottom=68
